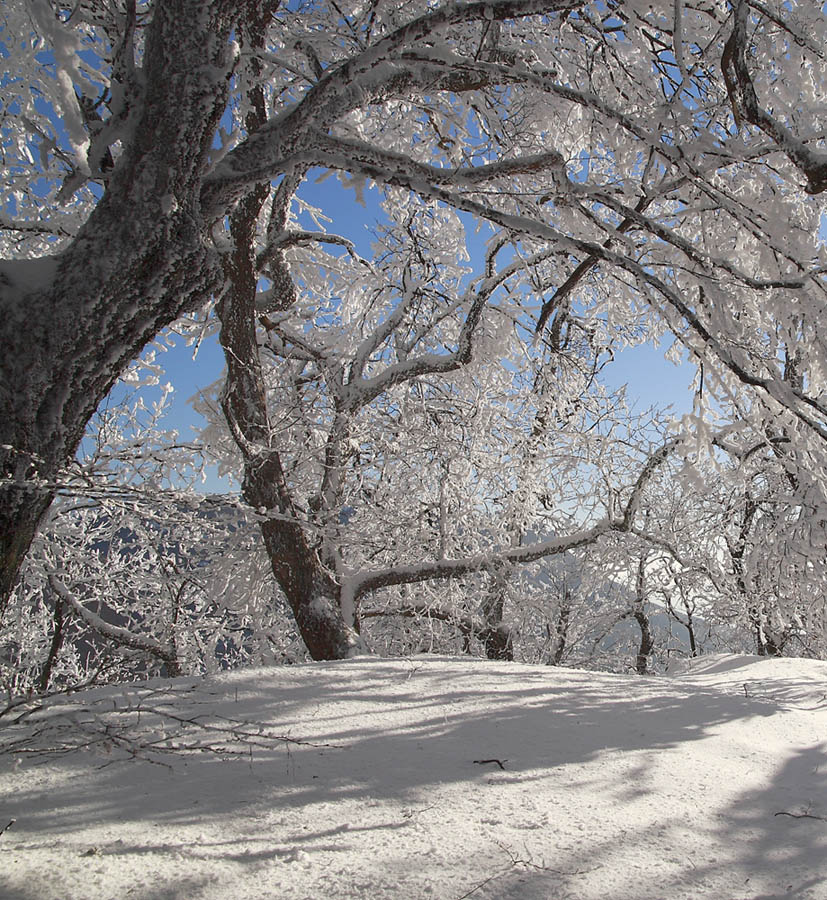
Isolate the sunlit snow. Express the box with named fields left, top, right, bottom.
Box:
left=2, top=654, right=826, bottom=899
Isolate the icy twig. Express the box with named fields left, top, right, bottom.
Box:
left=0, top=683, right=342, bottom=767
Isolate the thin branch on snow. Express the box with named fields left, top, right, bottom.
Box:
left=774, top=810, right=827, bottom=822
left=0, top=683, right=343, bottom=766
left=456, top=840, right=600, bottom=899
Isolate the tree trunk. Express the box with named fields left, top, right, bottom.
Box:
left=683, top=603, right=698, bottom=657
left=39, top=590, right=65, bottom=693
left=548, top=588, right=571, bottom=665
left=748, top=605, right=784, bottom=657
left=479, top=564, right=514, bottom=661
left=633, top=554, right=654, bottom=675
left=0, top=0, right=234, bottom=612
left=217, top=213, right=362, bottom=658
left=242, top=442, right=363, bottom=660
left=633, top=606, right=654, bottom=675
left=0, top=484, right=52, bottom=612
left=215, top=37, right=361, bottom=659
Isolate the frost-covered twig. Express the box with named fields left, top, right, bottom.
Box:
left=0, top=682, right=342, bottom=766
left=456, top=840, right=600, bottom=899
left=345, top=436, right=679, bottom=605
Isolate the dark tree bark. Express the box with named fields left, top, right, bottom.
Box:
left=39, top=590, right=65, bottom=693
left=726, top=490, right=784, bottom=657
left=548, top=588, right=571, bottom=666
left=632, top=606, right=655, bottom=675
left=0, top=0, right=235, bottom=612
left=632, top=554, right=654, bottom=675
left=217, top=262, right=363, bottom=658
left=215, top=6, right=361, bottom=660
left=663, top=587, right=698, bottom=658
left=478, top=564, right=514, bottom=661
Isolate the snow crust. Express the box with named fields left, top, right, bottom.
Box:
left=1, top=654, right=826, bottom=899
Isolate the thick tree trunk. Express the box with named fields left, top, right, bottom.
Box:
left=0, top=0, right=234, bottom=612
left=215, top=37, right=361, bottom=659
left=479, top=565, right=514, bottom=661
left=0, top=484, right=53, bottom=611
left=259, top=515, right=362, bottom=660
left=238, top=434, right=362, bottom=660
left=221, top=308, right=361, bottom=658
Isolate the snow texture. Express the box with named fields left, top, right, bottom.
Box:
left=1, top=654, right=826, bottom=899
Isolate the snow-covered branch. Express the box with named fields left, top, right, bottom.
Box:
left=256, top=230, right=360, bottom=269
left=48, top=575, right=181, bottom=676
left=313, top=169, right=827, bottom=442
left=343, top=436, right=679, bottom=606
left=303, top=131, right=567, bottom=189
left=202, top=0, right=580, bottom=209
left=723, top=0, right=827, bottom=194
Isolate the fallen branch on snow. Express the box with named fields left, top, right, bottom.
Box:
left=774, top=810, right=827, bottom=822
left=456, top=840, right=601, bottom=899
left=473, top=758, right=507, bottom=770
left=0, top=681, right=342, bottom=767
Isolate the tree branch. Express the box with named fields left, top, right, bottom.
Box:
left=202, top=0, right=581, bottom=210
left=343, top=436, right=679, bottom=605
left=722, top=0, right=827, bottom=193
left=48, top=575, right=180, bottom=675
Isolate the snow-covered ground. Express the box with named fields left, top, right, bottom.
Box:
left=1, top=654, right=826, bottom=899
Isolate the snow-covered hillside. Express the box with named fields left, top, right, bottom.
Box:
left=1, top=655, right=826, bottom=899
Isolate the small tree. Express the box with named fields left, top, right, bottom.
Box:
left=2, top=381, right=295, bottom=696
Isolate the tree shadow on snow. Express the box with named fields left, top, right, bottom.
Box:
left=1, top=657, right=824, bottom=899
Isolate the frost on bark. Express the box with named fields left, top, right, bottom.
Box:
left=1, top=0, right=235, bottom=610
left=215, top=5, right=361, bottom=660
left=217, top=192, right=363, bottom=660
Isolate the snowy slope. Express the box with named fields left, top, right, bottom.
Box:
left=1, top=654, right=826, bottom=900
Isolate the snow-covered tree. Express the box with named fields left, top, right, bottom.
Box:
left=2, top=0, right=826, bottom=659
left=699, top=430, right=827, bottom=659
left=1, top=379, right=298, bottom=695
left=212, top=179, right=673, bottom=657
